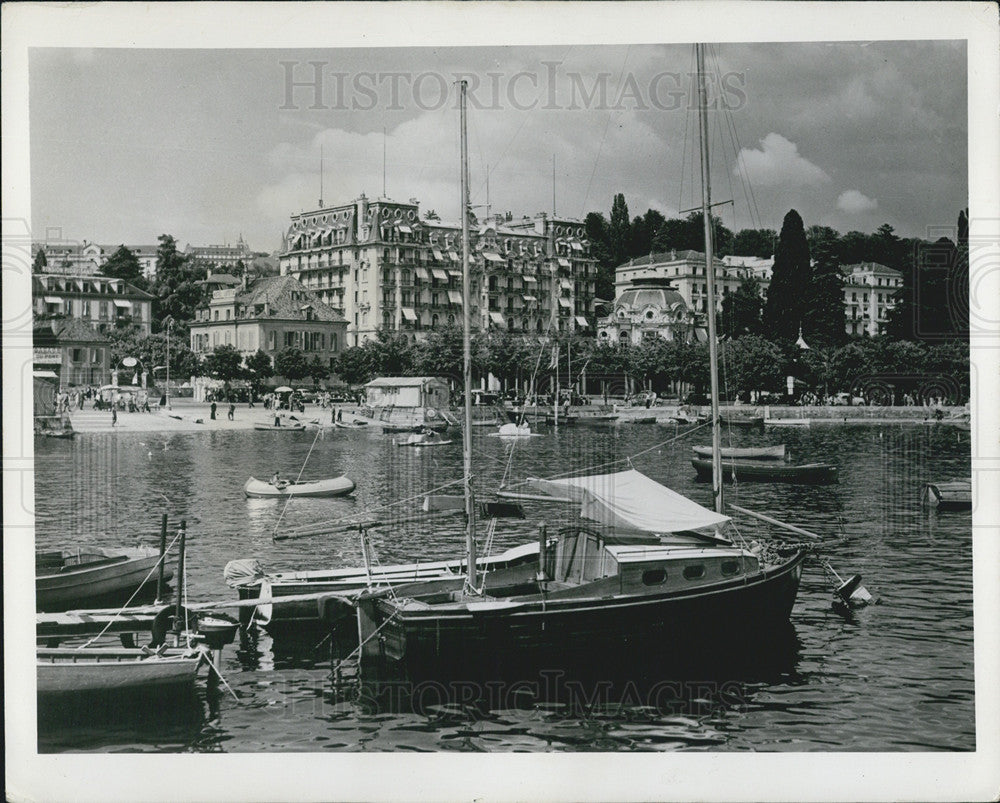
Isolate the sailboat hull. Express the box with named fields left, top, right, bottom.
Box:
left=359, top=550, right=806, bottom=676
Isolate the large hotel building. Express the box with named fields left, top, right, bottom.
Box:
left=278, top=193, right=597, bottom=346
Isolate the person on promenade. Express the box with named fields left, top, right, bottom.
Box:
left=274, top=413, right=281, bottom=427
left=111, top=406, right=117, bottom=427
left=228, top=402, right=235, bottom=421
left=210, top=401, right=217, bottom=420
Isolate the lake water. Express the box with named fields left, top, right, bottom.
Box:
left=33, top=420, right=974, bottom=752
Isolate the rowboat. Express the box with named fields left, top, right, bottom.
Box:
left=921, top=479, right=972, bottom=510
left=691, top=457, right=837, bottom=484
left=395, top=431, right=453, bottom=447
left=36, top=547, right=172, bottom=612
left=721, top=414, right=765, bottom=428
left=37, top=646, right=203, bottom=700
left=244, top=475, right=356, bottom=498
left=334, top=419, right=368, bottom=429
left=764, top=418, right=812, bottom=427
left=381, top=421, right=448, bottom=433
left=692, top=444, right=786, bottom=460
left=253, top=422, right=306, bottom=431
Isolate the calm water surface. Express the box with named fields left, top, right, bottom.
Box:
left=33, top=421, right=974, bottom=752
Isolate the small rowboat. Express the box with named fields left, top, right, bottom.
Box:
left=254, top=422, right=306, bottom=431
left=244, top=475, right=356, bottom=498
left=36, top=547, right=172, bottom=612
left=395, top=432, right=453, bottom=447
left=692, top=445, right=786, bottom=460
left=334, top=419, right=369, bottom=429
left=691, top=457, right=837, bottom=484
left=921, top=480, right=971, bottom=510
left=37, top=646, right=204, bottom=698
left=764, top=418, right=811, bottom=427
left=721, top=414, right=765, bottom=428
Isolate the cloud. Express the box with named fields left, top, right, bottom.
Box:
left=735, top=133, right=831, bottom=187
left=837, top=189, right=878, bottom=214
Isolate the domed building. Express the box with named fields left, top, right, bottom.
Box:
left=597, top=280, right=703, bottom=346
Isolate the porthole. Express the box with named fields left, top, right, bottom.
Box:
left=642, top=569, right=667, bottom=586
left=381, top=208, right=389, bottom=218
left=683, top=564, right=706, bottom=580
left=721, top=560, right=740, bottom=576
left=394, top=209, right=402, bottom=219
left=408, top=210, right=416, bottom=220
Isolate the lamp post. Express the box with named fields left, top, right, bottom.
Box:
left=165, top=318, right=173, bottom=410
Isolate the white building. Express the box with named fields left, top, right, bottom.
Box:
left=842, top=262, right=903, bottom=336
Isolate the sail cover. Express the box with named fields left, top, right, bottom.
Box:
left=520, top=469, right=729, bottom=533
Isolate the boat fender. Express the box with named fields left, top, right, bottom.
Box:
left=426, top=408, right=437, bottom=419
left=149, top=605, right=194, bottom=647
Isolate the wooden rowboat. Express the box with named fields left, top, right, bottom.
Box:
left=36, top=547, right=172, bottom=612
left=921, top=480, right=971, bottom=510
left=36, top=647, right=203, bottom=698
left=253, top=422, right=306, bottom=431
left=691, top=457, right=837, bottom=484
left=721, top=414, right=765, bottom=428
left=244, top=475, right=356, bottom=498
left=692, top=445, right=786, bottom=460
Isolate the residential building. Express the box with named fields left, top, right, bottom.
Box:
left=189, top=274, right=347, bottom=375
left=278, top=194, right=597, bottom=346
left=33, top=316, right=111, bottom=390
left=597, top=281, right=700, bottom=346
left=33, top=241, right=159, bottom=280
left=184, top=235, right=263, bottom=270
left=32, top=273, right=155, bottom=335
left=614, top=250, right=773, bottom=316
left=842, top=262, right=903, bottom=336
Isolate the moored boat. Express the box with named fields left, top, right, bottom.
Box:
left=921, top=479, right=972, bottom=510
left=253, top=422, right=306, bottom=431
left=243, top=475, right=356, bottom=498
left=36, top=646, right=204, bottom=698
left=36, top=547, right=172, bottom=612
left=692, top=444, right=786, bottom=460
left=691, top=457, right=837, bottom=484
left=395, top=431, right=453, bottom=447
left=721, top=414, right=765, bottom=428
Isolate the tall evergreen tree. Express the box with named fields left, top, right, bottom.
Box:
left=32, top=248, right=48, bottom=273
left=762, top=209, right=811, bottom=342
left=719, top=276, right=764, bottom=339
left=803, top=238, right=847, bottom=346
left=151, top=234, right=206, bottom=335
left=584, top=211, right=615, bottom=300
left=608, top=193, right=631, bottom=267
left=101, top=245, right=146, bottom=287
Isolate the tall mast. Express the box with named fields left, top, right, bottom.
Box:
left=319, top=144, right=324, bottom=207
left=696, top=43, right=724, bottom=515
left=459, top=80, right=477, bottom=590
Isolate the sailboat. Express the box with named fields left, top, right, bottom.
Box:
left=352, top=62, right=809, bottom=675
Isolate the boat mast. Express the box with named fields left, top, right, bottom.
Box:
left=696, top=43, right=724, bottom=515
left=459, top=80, right=478, bottom=590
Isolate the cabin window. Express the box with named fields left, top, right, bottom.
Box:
left=683, top=564, right=706, bottom=580
left=642, top=569, right=667, bottom=586
left=721, top=560, right=740, bottom=576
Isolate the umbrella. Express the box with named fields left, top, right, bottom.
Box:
left=275, top=386, right=293, bottom=393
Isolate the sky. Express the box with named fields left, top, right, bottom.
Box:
left=28, top=41, right=968, bottom=254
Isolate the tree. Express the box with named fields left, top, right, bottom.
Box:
left=150, top=234, right=206, bottom=336
left=273, top=347, right=311, bottom=382
left=100, top=245, right=146, bottom=287
left=721, top=335, right=785, bottom=400
left=424, top=209, right=440, bottom=221
left=803, top=238, right=847, bottom=347
left=32, top=248, right=48, bottom=273
left=332, top=345, right=378, bottom=386
left=584, top=211, right=615, bottom=300
left=481, top=330, right=532, bottom=391
left=608, top=193, right=631, bottom=268
left=762, top=209, right=811, bottom=342
left=719, top=276, right=764, bottom=339
left=307, top=355, right=329, bottom=385
left=627, top=209, right=666, bottom=258
left=104, top=324, right=199, bottom=385
left=244, top=349, right=273, bottom=394
left=202, top=344, right=244, bottom=383
left=734, top=228, right=777, bottom=258
left=372, top=329, right=414, bottom=376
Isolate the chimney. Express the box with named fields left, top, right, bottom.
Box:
left=670, top=249, right=676, bottom=260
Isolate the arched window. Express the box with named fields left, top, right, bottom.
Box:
left=619, top=330, right=630, bottom=343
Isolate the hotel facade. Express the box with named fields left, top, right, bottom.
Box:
left=278, top=194, right=597, bottom=347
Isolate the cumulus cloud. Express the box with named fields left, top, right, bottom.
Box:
left=735, top=133, right=831, bottom=187
left=837, top=189, right=878, bottom=214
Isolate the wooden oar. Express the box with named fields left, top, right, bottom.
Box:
left=729, top=504, right=822, bottom=540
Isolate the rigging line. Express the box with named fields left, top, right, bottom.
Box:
left=579, top=45, right=632, bottom=217
left=677, top=44, right=697, bottom=217
left=278, top=476, right=466, bottom=536
left=271, top=427, right=324, bottom=539
left=77, top=528, right=185, bottom=649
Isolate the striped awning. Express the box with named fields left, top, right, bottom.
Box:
left=447, top=290, right=463, bottom=305
left=415, top=267, right=430, bottom=280
left=489, top=312, right=506, bottom=325
left=448, top=250, right=460, bottom=262
left=432, top=249, right=445, bottom=261
left=432, top=268, right=449, bottom=281
left=401, top=307, right=418, bottom=321
left=483, top=252, right=504, bottom=262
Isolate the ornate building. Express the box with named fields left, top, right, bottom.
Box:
left=597, top=281, right=700, bottom=345
left=278, top=194, right=597, bottom=346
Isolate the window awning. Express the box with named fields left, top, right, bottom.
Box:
left=447, top=290, right=463, bottom=305
left=432, top=249, right=445, bottom=261
left=415, top=267, right=430, bottom=280
left=43, top=296, right=63, bottom=304
left=558, top=298, right=572, bottom=308
left=401, top=307, right=418, bottom=321
left=575, top=316, right=590, bottom=327
left=113, top=299, right=133, bottom=308
left=522, top=275, right=537, bottom=283
left=397, top=224, right=412, bottom=233
left=448, top=250, right=460, bottom=262
left=570, top=241, right=584, bottom=251
left=489, top=312, right=506, bottom=325
left=431, top=268, right=449, bottom=281
left=558, top=258, right=571, bottom=268
left=448, top=269, right=463, bottom=278
left=560, top=279, right=572, bottom=289
left=483, top=252, right=504, bottom=263
left=522, top=294, right=538, bottom=303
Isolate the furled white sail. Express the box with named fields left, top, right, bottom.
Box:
left=518, top=469, right=730, bottom=533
